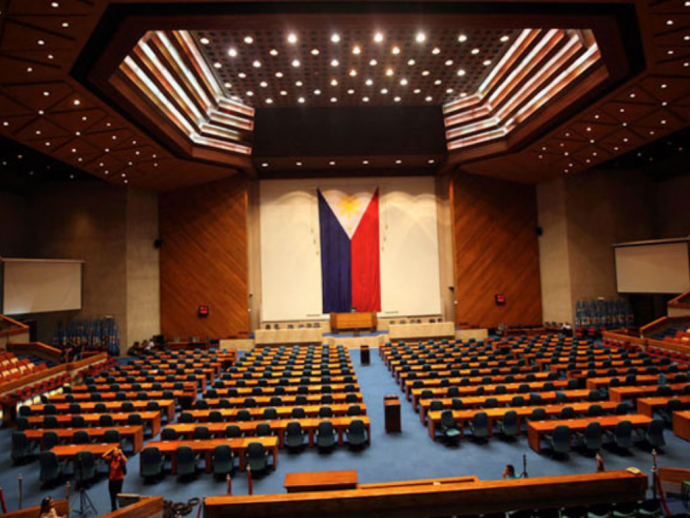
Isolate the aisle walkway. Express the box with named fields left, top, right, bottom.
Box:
left=1, top=347, right=689, bottom=513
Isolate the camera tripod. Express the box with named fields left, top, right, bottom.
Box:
left=69, top=457, right=97, bottom=518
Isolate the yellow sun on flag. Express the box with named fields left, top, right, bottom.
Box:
left=338, top=194, right=361, bottom=218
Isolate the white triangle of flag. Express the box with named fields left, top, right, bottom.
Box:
left=321, top=188, right=377, bottom=240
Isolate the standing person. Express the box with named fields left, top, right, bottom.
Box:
left=102, top=447, right=128, bottom=512
left=502, top=464, right=516, bottom=479
left=39, top=497, right=65, bottom=518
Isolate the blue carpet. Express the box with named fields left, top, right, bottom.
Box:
left=1, top=347, right=690, bottom=514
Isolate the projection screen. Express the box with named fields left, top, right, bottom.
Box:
left=614, top=238, right=690, bottom=294
left=1, top=258, right=83, bottom=315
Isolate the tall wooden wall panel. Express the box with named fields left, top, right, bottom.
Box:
left=451, top=173, right=542, bottom=328
left=160, top=176, right=250, bottom=339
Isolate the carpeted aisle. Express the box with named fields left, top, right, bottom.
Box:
left=1, top=347, right=690, bottom=513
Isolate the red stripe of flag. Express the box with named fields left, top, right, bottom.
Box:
left=350, top=189, right=381, bottom=312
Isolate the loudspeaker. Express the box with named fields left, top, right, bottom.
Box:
left=153, top=238, right=162, bottom=248
left=536, top=226, right=543, bottom=237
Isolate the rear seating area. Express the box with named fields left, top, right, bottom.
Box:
left=0, top=352, right=53, bottom=382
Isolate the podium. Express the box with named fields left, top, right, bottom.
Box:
left=330, top=312, right=377, bottom=333
left=384, top=395, right=401, bottom=433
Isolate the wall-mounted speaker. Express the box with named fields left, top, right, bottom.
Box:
left=153, top=238, right=162, bottom=248
left=536, top=226, right=543, bottom=237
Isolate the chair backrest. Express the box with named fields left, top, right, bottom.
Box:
left=104, top=429, right=121, bottom=443
left=291, top=407, right=306, bottom=418
left=317, top=421, right=334, bottom=435
left=161, top=428, right=178, bottom=440
left=286, top=421, right=302, bottom=436
left=99, top=414, right=115, bottom=427
left=440, top=409, right=456, bottom=428
left=247, top=441, right=265, bottom=458
left=193, top=425, right=210, bottom=439
left=128, top=413, right=142, bottom=425
left=226, top=425, right=242, bottom=438
left=256, top=423, right=272, bottom=436
left=74, top=430, right=90, bottom=444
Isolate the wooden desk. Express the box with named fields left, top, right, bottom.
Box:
left=166, top=341, right=210, bottom=350
left=205, top=392, right=364, bottom=408
left=31, top=399, right=176, bottom=423
left=24, top=425, right=145, bottom=453
left=384, top=395, right=401, bottom=433
left=637, top=396, right=690, bottom=418
left=49, top=389, right=194, bottom=403
left=188, top=402, right=367, bottom=422
left=285, top=470, right=358, bottom=493
left=26, top=411, right=161, bottom=436
left=426, top=401, right=620, bottom=440
left=608, top=383, right=688, bottom=402
left=204, top=470, right=648, bottom=518
left=585, top=375, right=661, bottom=390
left=527, top=415, right=652, bottom=453
left=52, top=443, right=122, bottom=460
left=673, top=410, right=690, bottom=442
left=145, top=437, right=278, bottom=473
left=330, top=312, right=377, bottom=332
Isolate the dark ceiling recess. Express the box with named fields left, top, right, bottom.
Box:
left=0, top=136, right=96, bottom=194
left=253, top=105, right=447, bottom=157
left=598, top=126, right=690, bottom=182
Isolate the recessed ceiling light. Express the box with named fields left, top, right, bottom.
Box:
left=275, top=72, right=283, bottom=78
left=331, top=59, right=339, bottom=67
left=253, top=60, right=262, bottom=68
left=298, top=97, right=305, bottom=104
left=445, top=59, right=453, bottom=66
left=395, top=159, right=402, bottom=164
left=213, top=62, right=222, bottom=68
left=260, top=81, right=268, bottom=87
left=314, top=89, right=321, bottom=95
left=434, top=79, right=442, bottom=85
left=385, top=68, right=394, bottom=76
left=394, top=96, right=401, bottom=102
left=261, top=163, right=269, bottom=167
left=428, top=159, right=435, bottom=164
left=407, top=59, right=416, bottom=66
left=362, top=159, right=369, bottom=164
left=37, top=39, right=45, bottom=46
left=349, top=69, right=357, bottom=77
left=365, top=79, right=373, bottom=86
left=266, top=98, right=273, bottom=104
left=329, top=161, right=336, bottom=166
left=296, top=161, right=303, bottom=166
left=347, top=89, right=355, bottom=94
left=238, top=72, right=246, bottom=78
left=400, top=78, right=408, bottom=86
left=392, top=46, right=400, bottom=55
left=27, top=67, right=33, bottom=72
left=73, top=99, right=81, bottom=106
left=483, top=59, right=492, bottom=66
left=353, top=45, right=361, bottom=55
left=270, top=49, right=279, bottom=56
left=330, top=97, right=337, bottom=103
left=458, top=34, right=467, bottom=43
left=432, top=47, right=441, bottom=55
left=224, top=82, right=232, bottom=88
left=500, top=35, right=510, bottom=43
left=363, top=97, right=370, bottom=102
left=43, top=91, right=50, bottom=96
left=666, top=19, right=674, bottom=25
left=244, top=36, right=253, bottom=44
left=374, top=32, right=384, bottom=43
left=246, top=91, right=254, bottom=96
left=331, top=78, right=338, bottom=86
left=51, top=2, right=60, bottom=7
left=425, top=96, right=432, bottom=102
left=228, top=48, right=238, bottom=57
left=295, top=80, right=303, bottom=86
left=446, top=88, right=453, bottom=94
left=661, top=83, right=668, bottom=89
left=287, top=33, right=298, bottom=44
left=471, top=48, right=480, bottom=55
left=280, top=90, right=287, bottom=96
left=311, top=49, right=320, bottom=56
left=62, top=22, right=69, bottom=28
left=415, top=32, right=426, bottom=43
left=369, top=59, right=378, bottom=66
left=413, top=88, right=421, bottom=94
left=331, top=33, right=341, bottom=43
left=200, top=37, right=210, bottom=45
left=422, top=70, right=430, bottom=76
left=292, top=59, right=301, bottom=67
left=380, top=88, right=388, bottom=94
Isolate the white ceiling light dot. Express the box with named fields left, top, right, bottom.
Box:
left=331, top=33, right=341, bottom=43
left=296, top=161, right=303, bottom=166
left=363, top=96, right=370, bottom=102
left=266, top=98, right=273, bottom=104
left=347, top=89, right=355, bottom=94
left=311, top=49, right=320, bottom=56
left=275, top=72, right=283, bottom=78
left=500, top=35, right=509, bottom=43
left=365, top=79, right=373, bottom=86
left=228, top=48, right=237, bottom=57
left=260, top=81, right=268, bottom=87
left=330, top=78, right=338, bottom=86
left=407, top=59, right=416, bottom=66
left=213, top=62, right=222, bottom=69
left=331, top=59, right=339, bottom=67
left=457, top=69, right=466, bottom=76
left=270, top=49, right=278, bottom=56
left=238, top=72, right=246, bottom=78
left=295, top=80, right=303, bottom=86
left=400, top=78, right=408, bottom=86
left=287, top=33, right=298, bottom=44
left=458, top=34, right=467, bottom=43
left=292, top=59, right=301, bottom=68
left=415, top=32, right=426, bottom=43
left=385, top=68, right=394, bottom=76
left=280, top=90, right=287, bottom=96
left=349, top=69, right=357, bottom=77
left=314, top=89, right=321, bottom=95
left=445, top=59, right=453, bottom=66
left=374, top=32, right=384, bottom=43
left=298, top=96, right=305, bottom=104
left=380, top=88, right=388, bottom=95
left=352, top=45, right=361, bottom=55
left=471, top=48, right=480, bottom=55
left=246, top=90, right=254, bottom=96
left=394, top=96, right=401, bottom=102
left=252, top=60, right=261, bottom=68
left=369, top=59, right=378, bottom=66
left=395, top=159, right=402, bottom=164
left=432, top=47, right=441, bottom=55
left=261, top=162, right=269, bottom=168
left=362, top=159, right=369, bottom=164
left=425, top=95, right=432, bottom=102
left=330, top=97, right=337, bottom=103
left=200, top=37, right=210, bottom=45
left=422, top=70, right=430, bottom=76
left=483, top=59, right=492, bottom=66
left=392, top=46, right=400, bottom=55
left=244, top=36, right=253, bottom=44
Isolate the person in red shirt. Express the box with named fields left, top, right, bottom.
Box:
left=102, top=447, right=127, bottom=511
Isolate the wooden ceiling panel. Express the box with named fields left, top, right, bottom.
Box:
left=48, top=108, right=107, bottom=132
left=601, top=100, right=658, bottom=122
left=81, top=128, right=133, bottom=150
left=2, top=81, right=74, bottom=112
left=7, top=0, right=95, bottom=16
left=0, top=56, right=63, bottom=83
left=14, top=117, right=71, bottom=141
left=639, top=75, right=690, bottom=102
left=0, top=21, right=75, bottom=52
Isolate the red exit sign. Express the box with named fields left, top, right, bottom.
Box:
left=198, top=305, right=210, bottom=317
left=494, top=294, right=506, bottom=305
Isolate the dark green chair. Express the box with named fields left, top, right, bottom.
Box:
left=12, top=431, right=32, bottom=464
left=546, top=424, right=571, bottom=457
left=74, top=450, right=96, bottom=487
left=315, top=421, right=336, bottom=451
left=284, top=421, right=305, bottom=450
left=175, top=445, right=196, bottom=477
left=468, top=411, right=489, bottom=440
left=161, top=428, right=179, bottom=441
left=246, top=442, right=269, bottom=473
left=346, top=419, right=367, bottom=448
left=39, top=450, right=62, bottom=484
left=140, top=446, right=164, bottom=479
left=212, top=444, right=234, bottom=476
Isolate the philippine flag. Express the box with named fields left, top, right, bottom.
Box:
left=317, top=187, right=381, bottom=314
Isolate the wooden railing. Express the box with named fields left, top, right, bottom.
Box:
left=3, top=500, right=69, bottom=518
left=99, top=496, right=164, bottom=518
left=640, top=315, right=690, bottom=339
left=0, top=314, right=29, bottom=339
left=6, top=342, right=62, bottom=364
left=204, top=470, right=648, bottom=518
left=669, top=289, right=690, bottom=310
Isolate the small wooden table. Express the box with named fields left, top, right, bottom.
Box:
left=330, top=312, right=377, bottom=333
left=284, top=470, right=358, bottom=493
left=673, top=410, right=690, bottom=442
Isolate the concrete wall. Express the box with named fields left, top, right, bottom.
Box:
left=0, top=182, right=159, bottom=352
left=126, top=189, right=161, bottom=345
left=0, top=191, right=30, bottom=257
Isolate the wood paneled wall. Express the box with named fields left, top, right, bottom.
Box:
left=450, top=173, right=542, bottom=328
left=160, top=175, right=250, bottom=339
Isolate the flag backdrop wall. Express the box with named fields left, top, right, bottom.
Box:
left=318, top=188, right=380, bottom=313
left=260, top=177, right=441, bottom=321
